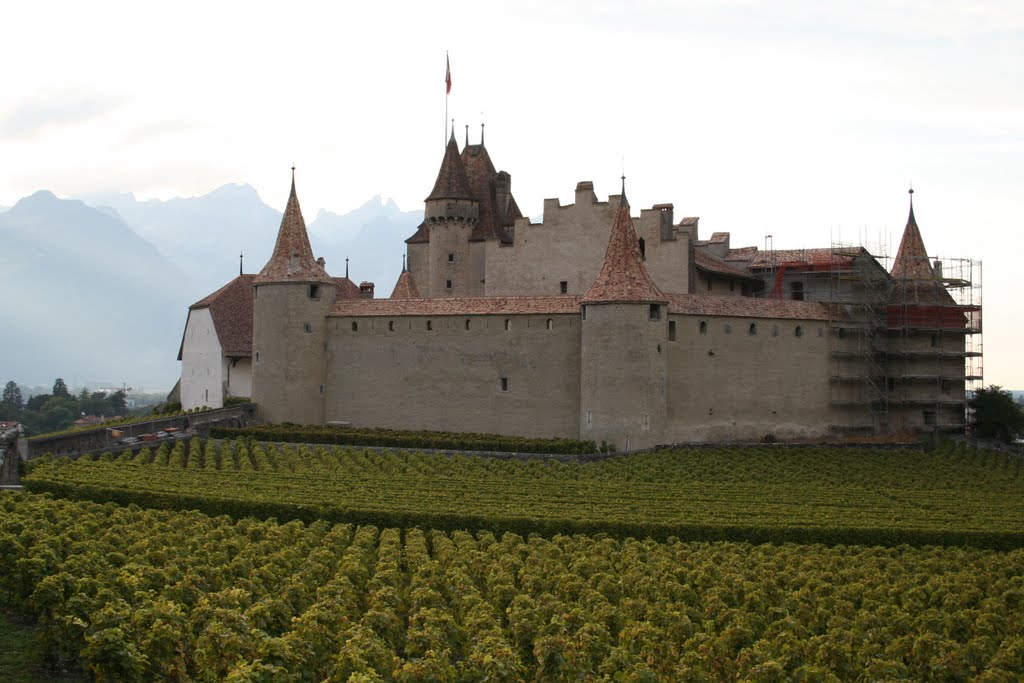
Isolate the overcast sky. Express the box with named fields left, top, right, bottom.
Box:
left=3, top=1, right=1022, bottom=387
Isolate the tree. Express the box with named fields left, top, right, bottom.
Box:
left=969, top=386, right=1024, bottom=444
left=2, top=381, right=23, bottom=410
left=52, top=378, right=70, bottom=399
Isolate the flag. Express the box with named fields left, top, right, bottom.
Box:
left=445, top=54, right=451, bottom=94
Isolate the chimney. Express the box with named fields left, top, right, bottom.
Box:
left=933, top=259, right=943, bottom=279
left=359, top=281, right=375, bottom=299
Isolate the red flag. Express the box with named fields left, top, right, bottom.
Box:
left=445, top=54, right=451, bottom=94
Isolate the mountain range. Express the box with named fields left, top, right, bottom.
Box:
left=0, top=186, right=422, bottom=390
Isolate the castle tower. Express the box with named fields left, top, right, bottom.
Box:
left=579, top=183, right=669, bottom=450
left=251, top=170, right=337, bottom=424
left=417, top=131, right=479, bottom=297
left=886, top=190, right=967, bottom=433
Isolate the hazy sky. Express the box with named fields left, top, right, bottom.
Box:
left=3, top=1, right=1022, bottom=387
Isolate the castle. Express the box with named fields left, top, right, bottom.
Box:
left=177, top=131, right=982, bottom=448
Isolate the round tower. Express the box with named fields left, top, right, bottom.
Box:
left=251, top=170, right=337, bottom=424
left=423, top=131, right=478, bottom=297
left=580, top=185, right=669, bottom=451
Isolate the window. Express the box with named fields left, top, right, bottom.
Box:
left=446, top=279, right=452, bottom=289
left=771, top=325, right=779, bottom=337
left=582, top=306, right=587, bottom=320
left=546, top=319, right=553, bottom=330
left=319, top=385, right=324, bottom=394
left=638, top=237, right=646, bottom=259
left=388, top=320, right=394, bottom=331
left=838, top=328, right=846, bottom=339
left=256, top=352, right=260, bottom=362
left=500, top=377, right=508, bottom=392
left=504, top=319, right=510, bottom=331
left=427, top=320, right=433, bottom=330
left=560, top=281, right=568, bottom=294
left=791, top=281, right=804, bottom=301
left=351, top=321, right=358, bottom=332
left=795, top=325, right=803, bottom=337
left=669, top=320, right=677, bottom=341
left=699, top=320, right=707, bottom=335
left=303, top=322, right=312, bottom=333
left=465, top=319, right=471, bottom=330
left=649, top=304, right=661, bottom=321
left=748, top=323, right=757, bottom=336
left=309, top=284, right=320, bottom=299
left=931, top=334, right=938, bottom=348
left=448, top=253, right=454, bottom=262
left=923, top=410, right=936, bottom=426
left=586, top=410, right=592, bottom=426
left=724, top=323, right=731, bottom=334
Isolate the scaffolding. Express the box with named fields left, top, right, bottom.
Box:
left=886, top=257, right=983, bottom=434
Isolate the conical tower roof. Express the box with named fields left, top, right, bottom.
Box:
left=890, top=190, right=934, bottom=281
left=888, top=190, right=955, bottom=306
left=426, top=131, right=474, bottom=201
left=582, top=190, right=666, bottom=304
left=255, top=171, right=333, bottom=284
left=389, top=258, right=420, bottom=298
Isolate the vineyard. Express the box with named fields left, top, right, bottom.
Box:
left=22, top=440, right=1024, bottom=548
left=2, top=492, right=1023, bottom=681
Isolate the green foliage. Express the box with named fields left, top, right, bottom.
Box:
left=2, top=381, right=23, bottom=410
left=1, top=492, right=1023, bottom=681
left=971, top=385, right=1024, bottom=444
left=23, top=441, right=1024, bottom=549
left=52, top=378, right=70, bottom=399
left=211, top=424, right=598, bottom=455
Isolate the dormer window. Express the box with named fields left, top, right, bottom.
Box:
left=290, top=252, right=300, bottom=272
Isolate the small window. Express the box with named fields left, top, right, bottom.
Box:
left=791, top=281, right=804, bottom=301
left=748, top=323, right=757, bottom=336
left=771, top=325, right=779, bottom=337
left=560, top=281, right=568, bottom=294
left=930, top=334, right=938, bottom=348
left=446, top=279, right=452, bottom=289
left=504, top=319, right=510, bottom=331
left=724, top=323, right=732, bottom=334
left=669, top=320, right=677, bottom=341
left=546, top=319, right=553, bottom=330
left=500, top=377, right=508, bottom=392
left=649, top=304, right=661, bottom=321
left=699, top=320, right=707, bottom=335
left=923, top=410, right=936, bottom=426
left=254, top=286, right=259, bottom=300
left=838, top=328, right=846, bottom=339
left=586, top=410, right=592, bottom=426
left=427, top=320, right=433, bottom=331
left=351, top=321, right=358, bottom=332
left=256, top=352, right=260, bottom=362
left=448, top=253, right=454, bottom=262
left=888, top=378, right=896, bottom=392
left=795, top=325, right=803, bottom=337
left=582, top=306, right=587, bottom=320
left=388, top=320, right=394, bottom=331
left=638, top=237, right=646, bottom=259
left=303, top=322, right=312, bottom=333
left=465, top=319, right=471, bottom=331
left=319, top=385, right=324, bottom=394
left=309, top=284, right=320, bottom=299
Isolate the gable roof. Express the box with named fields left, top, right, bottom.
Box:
left=582, top=197, right=666, bottom=304
left=694, top=249, right=761, bottom=281
left=178, top=274, right=255, bottom=360
left=255, top=174, right=333, bottom=285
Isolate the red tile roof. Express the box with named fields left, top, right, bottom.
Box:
left=389, top=269, right=420, bottom=299
left=331, top=295, right=580, bottom=317
left=665, top=293, right=831, bottom=320
left=694, top=249, right=760, bottom=280
left=746, top=247, right=865, bottom=269
left=426, top=132, right=474, bottom=201
left=582, top=199, right=667, bottom=304
left=179, top=274, right=255, bottom=359
left=255, top=175, right=333, bottom=285
left=333, top=277, right=361, bottom=300
left=462, top=145, right=518, bottom=243
left=405, top=221, right=429, bottom=244
left=679, top=217, right=699, bottom=227
left=888, top=196, right=956, bottom=306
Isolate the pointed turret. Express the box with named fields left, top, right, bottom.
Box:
left=426, top=131, right=474, bottom=202
left=390, top=256, right=420, bottom=298
left=255, top=170, right=333, bottom=284
left=582, top=184, right=665, bottom=304
left=890, top=189, right=934, bottom=282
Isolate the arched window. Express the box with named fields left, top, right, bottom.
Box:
left=504, top=319, right=511, bottom=331
left=795, top=325, right=803, bottom=337
left=748, top=323, right=757, bottom=336
left=546, top=319, right=553, bottom=330
left=465, top=319, right=471, bottom=330
left=351, top=321, right=358, bottom=332
left=699, top=320, right=707, bottom=335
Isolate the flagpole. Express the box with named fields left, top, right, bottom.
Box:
left=444, top=52, right=451, bottom=147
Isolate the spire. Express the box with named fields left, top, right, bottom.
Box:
left=620, top=174, right=629, bottom=209
left=402, top=254, right=407, bottom=272
left=239, top=251, right=243, bottom=276
left=426, top=131, right=474, bottom=201
left=582, top=197, right=665, bottom=304
left=481, top=122, right=485, bottom=146
left=255, top=169, right=332, bottom=284
left=389, top=267, right=420, bottom=299
left=890, top=187, right=933, bottom=281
